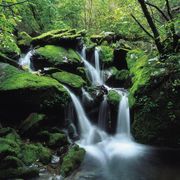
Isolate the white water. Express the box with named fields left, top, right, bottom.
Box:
left=116, top=92, right=131, bottom=138
left=63, top=47, right=147, bottom=180
left=18, top=50, right=34, bottom=71
left=82, top=88, right=93, bottom=103
left=94, top=47, right=101, bottom=78
left=98, top=95, right=109, bottom=131
left=81, top=47, right=103, bottom=86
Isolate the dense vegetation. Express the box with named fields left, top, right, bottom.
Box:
left=0, top=0, right=179, bottom=179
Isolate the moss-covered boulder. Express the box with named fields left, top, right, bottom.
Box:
left=37, top=130, right=68, bottom=148
left=61, top=145, right=85, bottom=177
left=21, top=143, right=52, bottom=165
left=128, top=50, right=180, bottom=147
left=0, top=63, right=69, bottom=126
left=0, top=137, right=20, bottom=159
left=52, top=71, right=86, bottom=90
left=33, top=45, right=82, bottom=73
left=107, top=90, right=121, bottom=106
left=32, top=29, right=82, bottom=48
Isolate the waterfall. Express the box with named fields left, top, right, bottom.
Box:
left=98, top=95, right=109, bottom=131
left=94, top=47, right=101, bottom=77
left=64, top=86, right=106, bottom=145
left=80, top=47, right=103, bottom=86
left=82, top=88, right=93, bottom=104
left=18, top=50, right=34, bottom=71
left=81, top=46, right=86, bottom=59
left=116, top=93, right=131, bottom=138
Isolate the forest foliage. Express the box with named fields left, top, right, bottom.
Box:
left=0, top=0, right=179, bottom=54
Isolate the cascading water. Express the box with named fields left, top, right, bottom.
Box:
left=94, top=47, right=101, bottom=77
left=63, top=46, right=155, bottom=180
left=80, top=47, right=103, bottom=85
left=64, top=86, right=106, bottom=145
left=98, top=95, right=109, bottom=131
left=18, top=50, right=34, bottom=71
left=116, top=92, right=131, bottom=138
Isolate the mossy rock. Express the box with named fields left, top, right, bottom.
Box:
left=52, top=71, right=86, bottom=89
left=21, top=143, right=52, bottom=165
left=0, top=167, right=39, bottom=179
left=37, top=130, right=68, bottom=148
left=0, top=137, right=21, bottom=159
left=130, top=52, right=180, bottom=146
left=0, top=63, right=69, bottom=125
left=32, top=29, right=82, bottom=48
left=61, top=145, right=85, bottom=177
left=90, top=35, right=104, bottom=45
left=107, top=90, right=122, bottom=106
left=34, top=45, right=82, bottom=72
left=100, top=45, right=114, bottom=67
left=19, top=113, right=46, bottom=136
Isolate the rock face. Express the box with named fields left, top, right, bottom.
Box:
left=0, top=63, right=69, bottom=126
left=128, top=50, right=180, bottom=147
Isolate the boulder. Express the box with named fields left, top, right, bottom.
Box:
left=33, top=45, right=82, bottom=73
left=0, top=63, right=69, bottom=126
left=52, top=71, right=86, bottom=90
left=127, top=50, right=180, bottom=147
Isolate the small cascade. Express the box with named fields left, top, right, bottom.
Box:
left=116, top=92, right=131, bottom=138
left=82, top=88, right=93, bottom=104
left=81, top=46, right=86, bottom=59
left=80, top=47, right=103, bottom=86
left=94, top=47, right=101, bottom=77
left=64, top=86, right=106, bottom=145
left=98, top=95, right=109, bottom=131
left=19, top=50, right=34, bottom=71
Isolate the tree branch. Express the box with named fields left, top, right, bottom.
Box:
left=131, top=14, right=154, bottom=39
left=165, top=0, right=173, bottom=20
left=145, top=1, right=170, bottom=21
left=0, top=0, right=29, bottom=7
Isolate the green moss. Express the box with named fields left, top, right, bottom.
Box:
left=18, top=31, right=32, bottom=47
left=107, top=90, right=122, bottom=106
left=0, top=137, right=21, bottom=158
left=37, top=131, right=68, bottom=148
left=61, top=145, right=85, bottom=177
left=127, top=49, right=151, bottom=106
left=0, top=63, right=66, bottom=92
left=48, top=133, right=68, bottom=148
left=21, top=143, right=52, bottom=165
left=52, top=71, right=86, bottom=89
left=36, top=45, right=81, bottom=65
left=100, top=45, right=114, bottom=66
left=32, top=29, right=69, bottom=41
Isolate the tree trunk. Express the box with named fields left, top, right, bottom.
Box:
left=138, top=0, right=164, bottom=54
